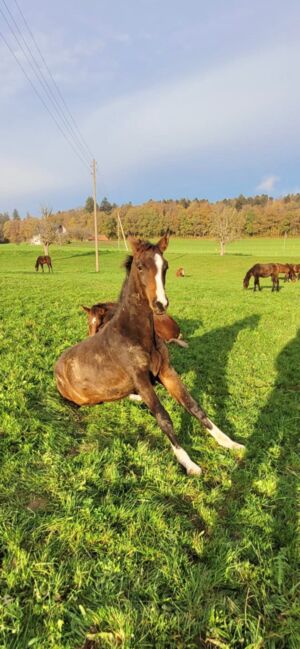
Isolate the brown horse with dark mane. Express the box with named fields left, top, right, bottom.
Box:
left=55, top=233, right=243, bottom=476
left=82, top=256, right=188, bottom=347
left=243, top=263, right=296, bottom=291
left=35, top=255, right=53, bottom=272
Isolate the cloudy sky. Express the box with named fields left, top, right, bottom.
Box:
left=0, top=0, right=299, bottom=215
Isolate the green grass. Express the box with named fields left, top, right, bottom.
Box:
left=0, top=239, right=299, bottom=649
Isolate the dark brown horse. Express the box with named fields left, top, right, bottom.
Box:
left=55, top=234, right=243, bottom=476
left=243, top=263, right=295, bottom=292
left=35, top=255, right=53, bottom=272
left=82, top=256, right=188, bottom=347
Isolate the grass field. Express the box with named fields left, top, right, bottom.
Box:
left=0, top=238, right=299, bottom=649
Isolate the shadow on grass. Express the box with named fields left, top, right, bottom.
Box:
left=173, top=314, right=261, bottom=442
left=191, top=327, right=300, bottom=645
left=223, top=328, right=300, bottom=545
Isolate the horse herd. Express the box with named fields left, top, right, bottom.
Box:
left=243, top=262, right=300, bottom=292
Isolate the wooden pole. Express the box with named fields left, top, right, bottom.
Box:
left=118, top=211, right=128, bottom=251
left=92, top=158, right=99, bottom=272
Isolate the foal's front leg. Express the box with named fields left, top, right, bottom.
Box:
left=133, top=371, right=202, bottom=475
left=158, top=364, right=245, bottom=450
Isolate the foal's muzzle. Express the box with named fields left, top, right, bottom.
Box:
left=153, top=299, right=169, bottom=314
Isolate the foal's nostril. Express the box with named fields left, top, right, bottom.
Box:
left=153, top=299, right=168, bottom=313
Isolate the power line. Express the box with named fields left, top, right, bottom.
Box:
left=0, top=28, right=90, bottom=170
left=0, top=0, right=91, bottom=166
left=12, top=0, right=94, bottom=161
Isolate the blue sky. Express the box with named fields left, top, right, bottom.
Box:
left=0, top=0, right=300, bottom=215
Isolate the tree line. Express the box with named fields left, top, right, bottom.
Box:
left=2, top=193, right=300, bottom=255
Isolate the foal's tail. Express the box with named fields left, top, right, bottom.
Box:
left=243, top=268, right=253, bottom=289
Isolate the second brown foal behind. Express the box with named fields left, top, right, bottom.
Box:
left=82, top=301, right=188, bottom=348
left=55, top=233, right=244, bottom=476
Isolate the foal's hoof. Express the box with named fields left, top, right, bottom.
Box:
left=187, top=462, right=202, bottom=476
left=128, top=394, right=142, bottom=402
left=230, top=441, right=246, bottom=451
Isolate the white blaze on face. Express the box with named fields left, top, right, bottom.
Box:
left=154, top=253, right=168, bottom=307
left=91, top=317, right=97, bottom=325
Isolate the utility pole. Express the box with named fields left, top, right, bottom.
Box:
left=117, top=211, right=128, bottom=251
left=91, top=158, right=99, bottom=272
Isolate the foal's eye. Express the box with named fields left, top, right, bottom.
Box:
left=137, top=263, right=143, bottom=271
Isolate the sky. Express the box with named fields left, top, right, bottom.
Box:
left=0, top=0, right=300, bottom=216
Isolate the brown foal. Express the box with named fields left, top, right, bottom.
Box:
left=55, top=233, right=243, bottom=476
left=82, top=302, right=188, bottom=347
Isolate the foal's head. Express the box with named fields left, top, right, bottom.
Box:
left=82, top=304, right=111, bottom=336
left=129, top=233, right=169, bottom=314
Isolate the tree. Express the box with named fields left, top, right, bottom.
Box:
left=99, top=197, right=114, bottom=213
left=3, top=218, right=22, bottom=243
left=0, top=212, right=10, bottom=242
left=210, top=204, right=244, bottom=255
left=85, top=196, right=94, bottom=213
left=37, top=207, right=57, bottom=255
left=12, top=208, right=21, bottom=220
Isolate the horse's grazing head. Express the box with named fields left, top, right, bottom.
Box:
left=176, top=267, right=185, bottom=277
left=82, top=304, right=109, bottom=336
left=288, top=265, right=297, bottom=282
left=129, top=232, right=170, bottom=315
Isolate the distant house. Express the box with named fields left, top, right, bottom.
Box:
left=30, top=235, right=42, bottom=245
left=30, top=225, right=67, bottom=245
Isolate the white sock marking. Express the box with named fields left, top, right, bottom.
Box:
left=205, top=418, right=245, bottom=450
left=154, top=253, right=168, bottom=308
left=172, top=445, right=202, bottom=476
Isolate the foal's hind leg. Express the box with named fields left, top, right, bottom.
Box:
left=158, top=363, right=245, bottom=450
left=133, top=371, right=202, bottom=475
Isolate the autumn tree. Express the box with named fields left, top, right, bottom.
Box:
left=37, top=207, right=57, bottom=255
left=3, top=218, right=22, bottom=243
left=0, top=213, right=10, bottom=242
left=210, top=204, right=245, bottom=255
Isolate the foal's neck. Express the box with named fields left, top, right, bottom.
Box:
left=122, top=266, right=151, bottom=316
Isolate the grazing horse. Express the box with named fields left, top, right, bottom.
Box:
left=289, top=263, right=300, bottom=280
left=55, top=234, right=243, bottom=476
left=35, top=255, right=53, bottom=272
left=276, top=263, right=297, bottom=282
left=243, top=263, right=295, bottom=292
left=176, top=267, right=185, bottom=277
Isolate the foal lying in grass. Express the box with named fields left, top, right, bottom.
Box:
left=55, top=234, right=244, bottom=476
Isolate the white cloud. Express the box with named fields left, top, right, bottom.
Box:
left=84, top=40, right=300, bottom=180
left=256, top=175, right=279, bottom=192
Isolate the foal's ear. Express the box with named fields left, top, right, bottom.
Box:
left=157, top=230, right=170, bottom=253
left=81, top=305, right=91, bottom=313
left=128, top=237, right=142, bottom=255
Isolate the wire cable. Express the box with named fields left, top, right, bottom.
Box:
left=13, top=0, right=94, bottom=161
left=0, top=0, right=91, bottom=166
left=0, top=28, right=90, bottom=171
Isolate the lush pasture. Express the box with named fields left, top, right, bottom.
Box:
left=0, top=239, right=299, bottom=649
